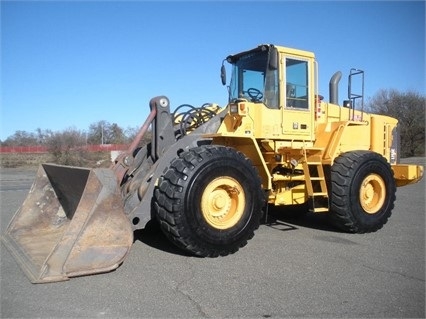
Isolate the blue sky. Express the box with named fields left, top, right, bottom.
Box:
left=1, top=0, right=425, bottom=141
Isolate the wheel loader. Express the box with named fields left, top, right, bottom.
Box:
left=2, top=44, right=424, bottom=283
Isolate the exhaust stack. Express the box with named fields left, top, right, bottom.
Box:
left=329, top=71, right=342, bottom=105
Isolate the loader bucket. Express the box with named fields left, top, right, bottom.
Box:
left=1, top=164, right=133, bottom=283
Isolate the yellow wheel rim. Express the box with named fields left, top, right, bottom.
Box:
left=359, top=173, right=386, bottom=214
left=201, top=177, right=245, bottom=229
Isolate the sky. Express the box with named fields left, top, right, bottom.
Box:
left=0, top=0, right=425, bottom=141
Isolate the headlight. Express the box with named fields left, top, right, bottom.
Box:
left=230, top=104, right=238, bottom=114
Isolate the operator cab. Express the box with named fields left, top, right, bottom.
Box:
left=221, top=44, right=316, bottom=140
left=222, top=45, right=279, bottom=108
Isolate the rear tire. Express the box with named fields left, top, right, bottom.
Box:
left=329, top=151, right=396, bottom=233
left=153, top=145, right=264, bottom=257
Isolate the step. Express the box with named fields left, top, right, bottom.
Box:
left=312, top=192, right=328, bottom=196
left=305, top=147, right=325, bottom=151
left=310, top=177, right=325, bottom=181
left=310, top=207, right=329, bottom=213
left=306, top=161, right=322, bottom=165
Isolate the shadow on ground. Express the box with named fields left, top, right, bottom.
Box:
left=133, top=220, right=192, bottom=257
left=262, top=204, right=341, bottom=233
left=133, top=204, right=341, bottom=256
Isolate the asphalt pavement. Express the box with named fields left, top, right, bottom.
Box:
left=0, top=159, right=425, bottom=318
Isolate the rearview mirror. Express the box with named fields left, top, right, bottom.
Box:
left=220, top=64, right=226, bottom=86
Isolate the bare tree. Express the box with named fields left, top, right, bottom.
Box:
left=1, top=130, right=39, bottom=146
left=35, top=128, right=53, bottom=145
left=367, top=89, right=425, bottom=157
left=109, top=123, right=127, bottom=144
left=124, top=125, right=152, bottom=145
left=87, top=120, right=109, bottom=145
left=124, top=126, right=139, bottom=143
left=47, top=127, right=87, bottom=165
left=87, top=121, right=137, bottom=145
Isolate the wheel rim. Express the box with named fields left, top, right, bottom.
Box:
left=201, top=177, right=245, bottom=229
left=359, top=173, right=386, bottom=214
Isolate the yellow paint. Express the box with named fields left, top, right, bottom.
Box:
left=392, top=164, right=424, bottom=186
left=204, top=44, right=424, bottom=210
left=359, top=173, right=386, bottom=214
left=201, top=177, right=245, bottom=230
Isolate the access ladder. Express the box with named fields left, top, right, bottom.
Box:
left=302, top=148, right=329, bottom=213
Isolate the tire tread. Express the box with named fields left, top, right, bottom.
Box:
left=330, top=151, right=396, bottom=233
left=154, top=145, right=263, bottom=257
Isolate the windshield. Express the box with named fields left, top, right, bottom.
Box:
left=228, top=49, right=279, bottom=109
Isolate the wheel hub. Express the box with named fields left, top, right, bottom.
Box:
left=201, top=177, right=245, bottom=229
left=360, top=173, right=386, bottom=214
left=211, top=190, right=227, bottom=210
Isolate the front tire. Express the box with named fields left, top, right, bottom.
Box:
left=153, top=145, right=264, bottom=257
left=329, top=151, right=396, bottom=233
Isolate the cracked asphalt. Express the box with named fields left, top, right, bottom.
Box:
left=1, top=159, right=425, bottom=318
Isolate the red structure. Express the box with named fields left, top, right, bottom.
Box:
left=0, top=144, right=128, bottom=154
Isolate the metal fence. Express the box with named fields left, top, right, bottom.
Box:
left=0, top=144, right=128, bottom=154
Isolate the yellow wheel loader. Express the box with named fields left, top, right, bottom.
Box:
left=2, top=44, right=423, bottom=283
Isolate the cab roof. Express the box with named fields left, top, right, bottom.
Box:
left=226, top=44, right=315, bottom=63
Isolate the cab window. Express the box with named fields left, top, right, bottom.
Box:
left=285, top=58, right=309, bottom=109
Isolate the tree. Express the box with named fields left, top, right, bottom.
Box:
left=1, top=128, right=52, bottom=146
left=124, top=125, right=152, bottom=145
left=366, top=89, right=425, bottom=157
left=47, top=127, right=87, bottom=165
left=87, top=120, right=109, bottom=145
left=35, top=128, right=53, bottom=145
left=124, top=126, right=139, bottom=143
left=1, top=130, right=39, bottom=146
left=86, top=121, right=128, bottom=145
left=109, top=123, right=127, bottom=144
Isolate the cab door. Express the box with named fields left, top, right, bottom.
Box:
left=281, top=56, right=314, bottom=141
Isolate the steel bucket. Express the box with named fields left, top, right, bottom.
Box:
left=2, top=164, right=133, bottom=283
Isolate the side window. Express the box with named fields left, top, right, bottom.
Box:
left=264, top=68, right=279, bottom=109
left=285, top=58, right=309, bottom=109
